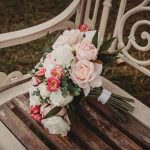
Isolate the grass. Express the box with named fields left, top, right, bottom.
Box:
left=0, top=0, right=149, bottom=107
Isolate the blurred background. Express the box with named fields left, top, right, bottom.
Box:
left=0, top=0, right=149, bottom=107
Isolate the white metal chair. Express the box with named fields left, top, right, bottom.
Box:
left=0, top=0, right=150, bottom=137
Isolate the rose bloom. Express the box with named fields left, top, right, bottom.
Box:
left=71, top=60, right=102, bottom=96
left=52, top=45, right=75, bottom=66
left=75, top=39, right=98, bottom=61
left=79, top=24, right=90, bottom=32
left=47, top=77, right=60, bottom=92
left=36, top=67, right=46, bottom=76
left=51, top=65, right=63, bottom=79
left=42, top=116, right=70, bottom=137
left=52, top=29, right=82, bottom=49
left=50, top=89, right=73, bottom=107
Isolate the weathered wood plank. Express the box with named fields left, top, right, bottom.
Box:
left=87, top=97, right=150, bottom=149
left=0, top=121, right=26, bottom=150
left=79, top=101, right=142, bottom=150
left=12, top=95, right=82, bottom=150
left=71, top=122, right=112, bottom=150
left=0, top=105, right=50, bottom=150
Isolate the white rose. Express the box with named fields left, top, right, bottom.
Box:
left=52, top=29, right=82, bottom=49
left=41, top=116, right=70, bottom=137
left=29, top=86, right=41, bottom=106
left=38, top=83, right=50, bottom=99
left=50, top=89, right=73, bottom=107
left=84, top=30, right=97, bottom=42
left=52, top=45, right=75, bottom=66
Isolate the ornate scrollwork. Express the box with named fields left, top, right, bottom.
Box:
left=117, top=0, right=150, bottom=76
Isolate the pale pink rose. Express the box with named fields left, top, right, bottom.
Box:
left=47, top=77, right=60, bottom=92
left=36, top=67, right=46, bottom=76
left=32, top=77, right=41, bottom=86
left=79, top=24, right=90, bottom=32
left=71, top=60, right=102, bottom=96
left=51, top=65, right=63, bottom=79
left=75, top=39, right=98, bottom=61
left=52, top=29, right=82, bottom=49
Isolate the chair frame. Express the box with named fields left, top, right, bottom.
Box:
left=0, top=0, right=150, bottom=128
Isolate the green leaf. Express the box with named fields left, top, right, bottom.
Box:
left=44, top=107, right=62, bottom=119
left=92, top=31, right=98, bottom=48
left=100, top=37, right=116, bottom=51
left=42, top=42, right=52, bottom=53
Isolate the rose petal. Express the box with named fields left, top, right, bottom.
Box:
left=83, top=86, right=90, bottom=96
left=90, top=76, right=102, bottom=88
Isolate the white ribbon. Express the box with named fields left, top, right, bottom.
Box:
left=98, top=89, right=111, bottom=104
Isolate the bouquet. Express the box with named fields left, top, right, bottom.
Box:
left=29, top=24, right=134, bottom=137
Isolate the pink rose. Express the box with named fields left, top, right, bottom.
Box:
left=36, top=67, right=46, bottom=76
left=51, top=65, right=63, bottom=79
left=30, top=105, right=42, bottom=122
left=47, top=77, right=60, bottom=92
left=75, top=40, right=98, bottom=61
left=71, top=60, right=102, bottom=96
left=52, top=29, right=82, bottom=49
left=32, top=77, right=41, bottom=86
left=79, top=24, right=90, bottom=32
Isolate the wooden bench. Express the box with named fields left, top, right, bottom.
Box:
left=0, top=0, right=150, bottom=149
left=0, top=92, right=150, bottom=150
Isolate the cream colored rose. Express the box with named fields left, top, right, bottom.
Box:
left=41, top=116, right=70, bottom=137
left=38, top=83, right=50, bottom=99
left=50, top=89, right=73, bottom=107
left=29, top=86, right=41, bottom=106
left=52, top=45, right=75, bottom=66
left=52, top=29, right=82, bottom=49
left=71, top=60, right=102, bottom=96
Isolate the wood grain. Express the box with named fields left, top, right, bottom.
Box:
left=12, top=95, right=82, bottom=150
left=79, top=101, right=142, bottom=150
left=0, top=104, right=50, bottom=150
left=87, top=97, right=150, bottom=149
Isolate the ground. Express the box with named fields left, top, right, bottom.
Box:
left=0, top=0, right=150, bottom=107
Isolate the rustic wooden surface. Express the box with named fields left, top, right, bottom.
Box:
left=0, top=94, right=150, bottom=150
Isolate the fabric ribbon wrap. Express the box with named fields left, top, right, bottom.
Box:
left=98, top=89, right=111, bottom=104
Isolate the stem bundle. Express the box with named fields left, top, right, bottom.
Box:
left=89, top=87, right=135, bottom=122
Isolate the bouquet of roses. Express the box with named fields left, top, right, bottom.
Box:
left=29, top=24, right=134, bottom=136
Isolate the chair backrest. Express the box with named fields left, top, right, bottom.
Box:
left=0, top=0, right=150, bottom=87
left=83, top=0, right=150, bottom=76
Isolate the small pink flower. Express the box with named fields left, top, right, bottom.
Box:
left=51, top=66, right=63, bottom=79
left=47, top=77, right=60, bottom=92
left=30, top=105, right=40, bottom=114
left=75, top=39, right=98, bottom=61
left=30, top=105, right=42, bottom=122
left=31, top=114, right=42, bottom=122
left=79, top=24, right=90, bottom=32
left=32, top=77, right=41, bottom=86
left=36, top=67, right=46, bottom=76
